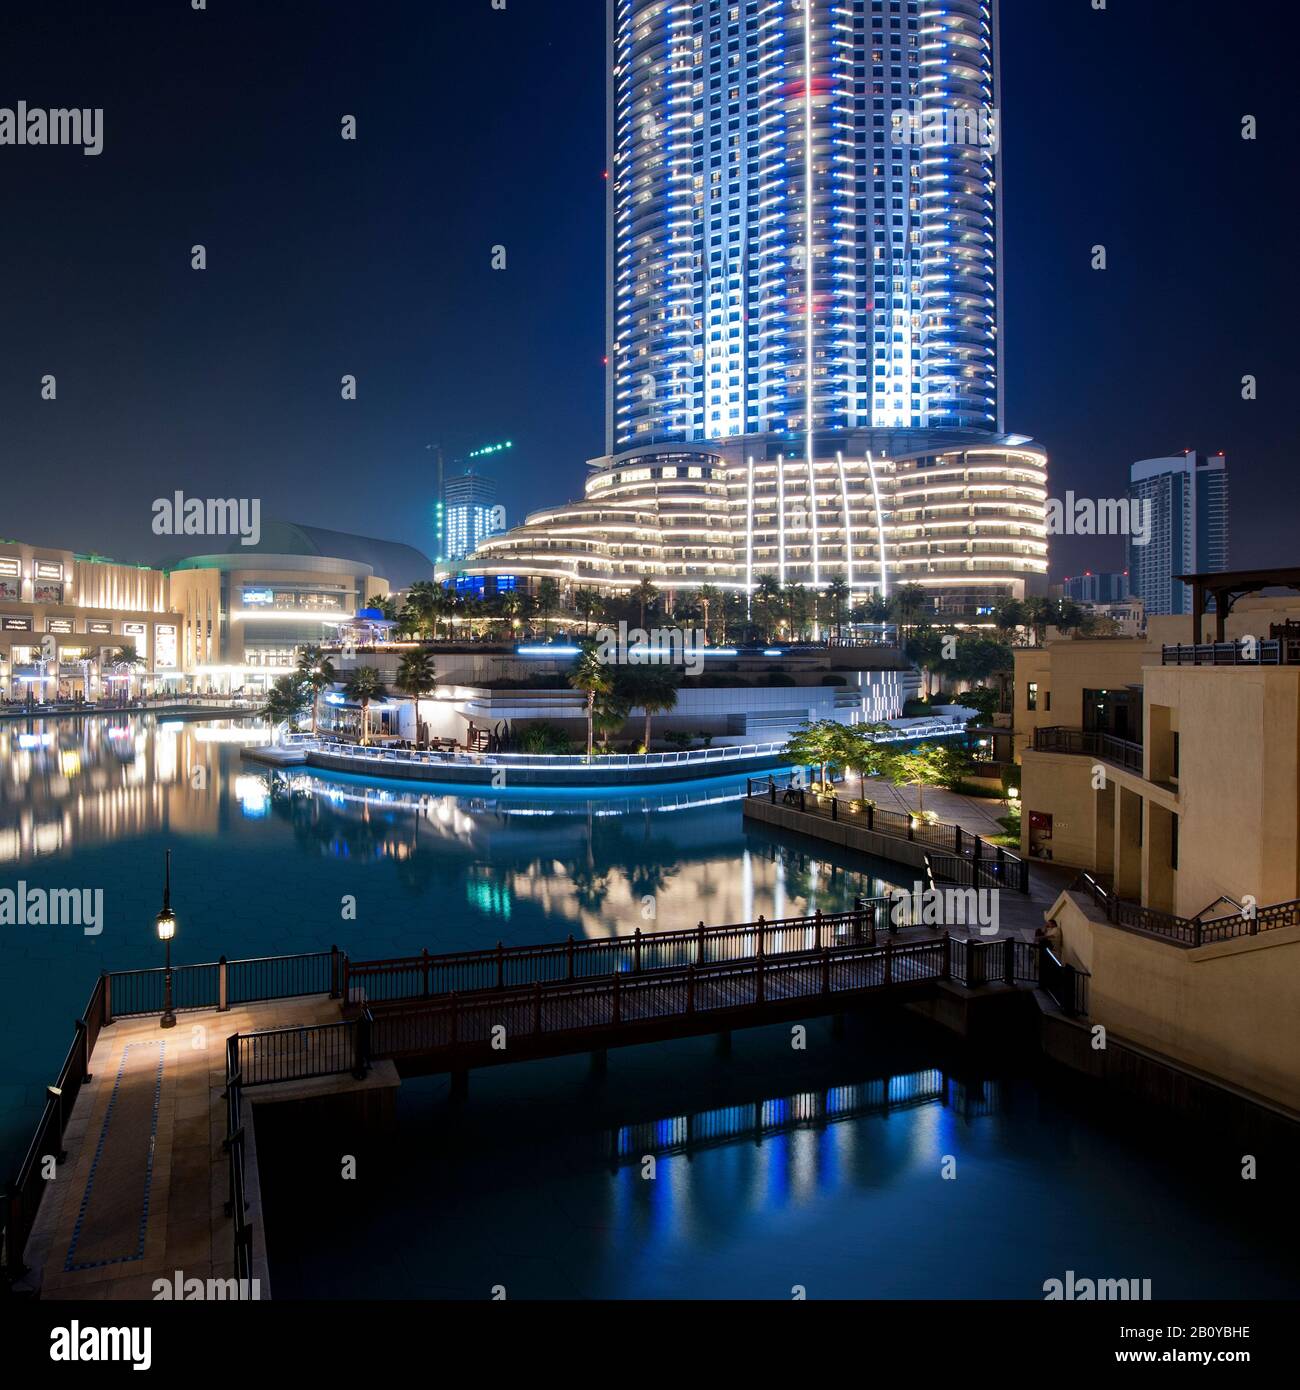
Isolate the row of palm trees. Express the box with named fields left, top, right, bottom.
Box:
left=261, top=646, right=439, bottom=745
left=568, top=646, right=681, bottom=757
left=385, top=576, right=932, bottom=647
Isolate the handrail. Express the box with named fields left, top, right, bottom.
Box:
left=747, top=780, right=1030, bottom=894
left=1071, top=872, right=1300, bottom=948
left=3, top=973, right=106, bottom=1284
left=1032, top=726, right=1144, bottom=774
left=346, top=903, right=896, bottom=1005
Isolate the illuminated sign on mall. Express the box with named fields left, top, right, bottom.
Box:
left=154, top=625, right=177, bottom=669
left=34, top=561, right=63, bottom=581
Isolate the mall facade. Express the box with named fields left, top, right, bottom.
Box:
left=1, top=526, right=426, bottom=700
left=0, top=540, right=177, bottom=701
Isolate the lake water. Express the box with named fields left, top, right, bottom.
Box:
left=2, top=713, right=1292, bottom=1299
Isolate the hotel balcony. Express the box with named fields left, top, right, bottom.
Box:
left=1032, top=726, right=1144, bottom=776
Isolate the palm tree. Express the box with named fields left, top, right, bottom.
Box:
left=569, top=644, right=613, bottom=759
left=343, top=666, right=388, bottom=745
left=575, top=587, right=599, bottom=638
left=825, top=577, right=851, bottom=640
left=698, top=584, right=722, bottom=645
left=1022, top=596, right=1052, bottom=647
left=617, top=665, right=680, bottom=751
left=262, top=674, right=310, bottom=745
left=109, top=644, right=144, bottom=702
left=296, top=645, right=337, bottom=736
left=500, top=589, right=526, bottom=638
left=992, top=597, right=1027, bottom=644
left=891, top=583, right=929, bottom=642
left=754, top=574, right=783, bottom=642
left=536, top=578, right=561, bottom=634
left=405, top=581, right=441, bottom=641
left=395, top=650, right=438, bottom=747
left=634, top=578, right=660, bottom=631
left=786, top=584, right=812, bottom=642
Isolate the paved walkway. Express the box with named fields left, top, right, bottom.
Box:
left=23, top=995, right=342, bottom=1300
left=783, top=776, right=1077, bottom=939
left=843, top=774, right=1015, bottom=840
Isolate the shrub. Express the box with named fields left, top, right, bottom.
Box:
left=517, top=721, right=572, bottom=755
left=819, top=674, right=847, bottom=687
left=765, top=672, right=798, bottom=687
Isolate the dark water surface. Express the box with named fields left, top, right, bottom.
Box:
left=3, top=714, right=1292, bottom=1299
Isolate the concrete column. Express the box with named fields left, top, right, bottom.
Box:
left=1095, top=782, right=1116, bottom=878
left=1115, top=787, right=1143, bottom=900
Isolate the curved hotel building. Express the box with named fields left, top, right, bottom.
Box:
left=466, top=0, right=1047, bottom=614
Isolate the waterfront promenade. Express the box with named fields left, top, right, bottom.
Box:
left=9, top=901, right=1065, bottom=1299
left=20, top=995, right=339, bottom=1300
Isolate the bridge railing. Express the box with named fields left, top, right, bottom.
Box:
left=233, top=1017, right=369, bottom=1087
left=367, top=936, right=958, bottom=1063
left=3, top=973, right=107, bottom=1284
left=103, top=949, right=344, bottom=1021
left=345, top=903, right=895, bottom=1005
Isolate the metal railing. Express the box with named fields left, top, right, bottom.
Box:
left=232, top=1017, right=369, bottom=1087
left=2, top=974, right=108, bottom=1283
left=1162, top=640, right=1300, bottom=667
left=362, top=932, right=1054, bottom=1066
left=1039, top=946, right=1090, bottom=1017
left=104, top=949, right=343, bottom=1021
left=1072, top=872, right=1300, bottom=948
left=346, top=903, right=895, bottom=1006
left=1032, top=726, right=1144, bottom=774
left=747, top=780, right=1030, bottom=894
left=305, top=740, right=792, bottom=770
left=2, top=950, right=343, bottom=1289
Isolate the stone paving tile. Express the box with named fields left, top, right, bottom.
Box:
left=28, top=994, right=344, bottom=1301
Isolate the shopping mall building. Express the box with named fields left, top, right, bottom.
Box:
left=1, top=524, right=431, bottom=700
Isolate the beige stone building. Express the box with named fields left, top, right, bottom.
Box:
left=1016, top=578, right=1300, bottom=917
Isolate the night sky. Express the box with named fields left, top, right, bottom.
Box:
left=0, top=0, right=1289, bottom=579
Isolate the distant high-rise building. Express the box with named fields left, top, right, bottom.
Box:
left=445, top=470, right=503, bottom=564
left=1061, top=572, right=1129, bottom=604
left=1128, top=452, right=1230, bottom=616
left=468, top=0, right=1049, bottom=613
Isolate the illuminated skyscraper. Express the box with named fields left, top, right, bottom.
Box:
left=1128, top=452, right=1230, bottom=616
left=445, top=470, right=504, bottom=565
left=468, top=0, right=1046, bottom=614
left=609, top=0, right=1001, bottom=448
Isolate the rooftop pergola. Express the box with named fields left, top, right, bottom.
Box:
left=1178, top=567, right=1300, bottom=642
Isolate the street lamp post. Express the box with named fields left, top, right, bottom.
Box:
left=156, top=849, right=177, bottom=1029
